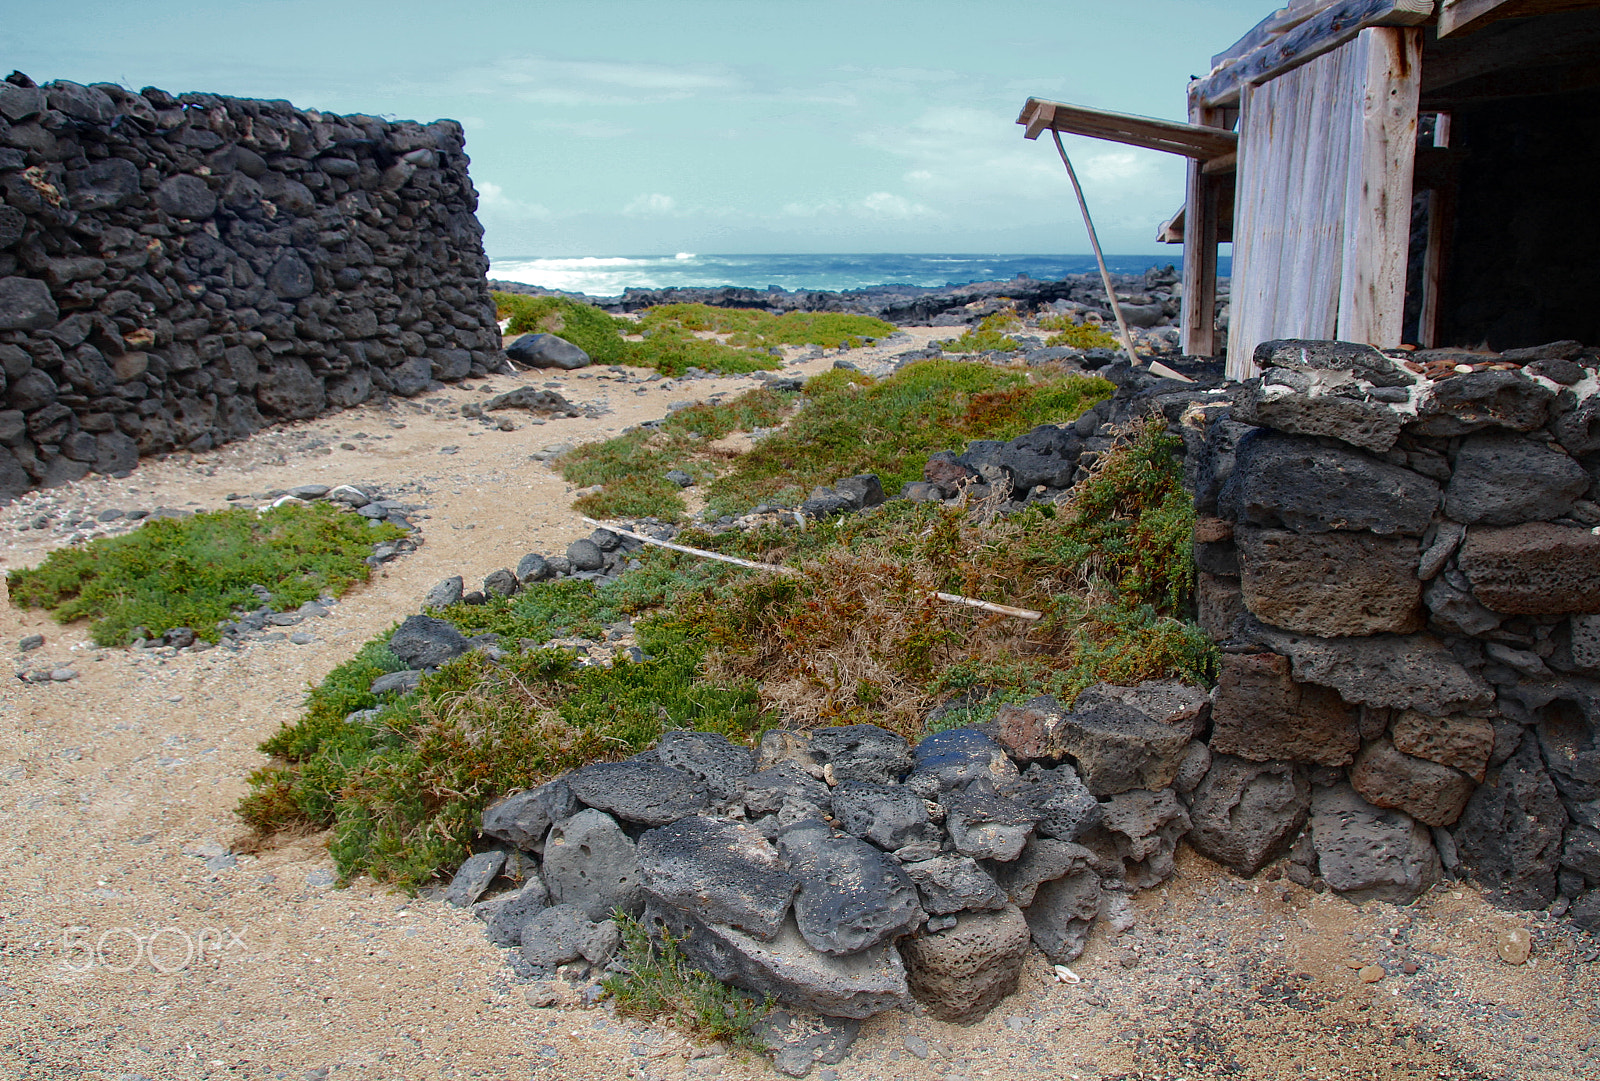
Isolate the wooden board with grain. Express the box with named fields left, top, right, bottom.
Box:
left=1016, top=98, right=1238, bottom=160
left=1192, top=0, right=1434, bottom=107
left=1226, top=34, right=1369, bottom=377
left=1336, top=27, right=1423, bottom=349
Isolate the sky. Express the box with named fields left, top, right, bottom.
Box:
left=2, top=0, right=1268, bottom=258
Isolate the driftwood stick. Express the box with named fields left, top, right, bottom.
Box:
left=582, top=518, right=1044, bottom=621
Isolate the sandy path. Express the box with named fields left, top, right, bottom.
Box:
left=1, top=338, right=1596, bottom=1081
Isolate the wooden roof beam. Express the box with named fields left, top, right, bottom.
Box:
left=1192, top=0, right=1435, bottom=108
left=1016, top=98, right=1238, bottom=161
left=1439, top=0, right=1600, bottom=37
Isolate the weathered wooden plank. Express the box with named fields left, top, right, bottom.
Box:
left=1211, top=1, right=1348, bottom=69
left=1016, top=98, right=1238, bottom=159
left=1180, top=104, right=1227, bottom=357
left=1192, top=0, right=1434, bottom=108
left=1336, top=27, right=1423, bottom=348
left=1226, top=35, right=1369, bottom=377
left=1438, top=0, right=1600, bottom=37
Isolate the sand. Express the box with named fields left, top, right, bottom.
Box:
left=1, top=336, right=1596, bottom=1081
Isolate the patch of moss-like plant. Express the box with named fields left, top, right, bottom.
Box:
left=492, top=293, right=785, bottom=377
left=937, top=309, right=1024, bottom=353
left=638, top=304, right=895, bottom=351
left=699, top=417, right=1214, bottom=734
left=494, top=292, right=633, bottom=364
left=239, top=552, right=767, bottom=888
left=603, top=914, right=773, bottom=1053
left=699, top=360, right=1113, bottom=516
left=557, top=387, right=799, bottom=522
left=6, top=503, right=403, bottom=647
left=1036, top=313, right=1120, bottom=351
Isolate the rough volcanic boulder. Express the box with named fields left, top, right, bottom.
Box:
left=541, top=809, right=644, bottom=920
left=565, top=759, right=711, bottom=826
left=778, top=820, right=923, bottom=955
left=638, top=816, right=798, bottom=940
left=1235, top=528, right=1423, bottom=636
left=1458, top=523, right=1600, bottom=616
left=1186, top=755, right=1310, bottom=876
left=1223, top=430, right=1438, bottom=534
left=1209, top=651, right=1361, bottom=766
left=1444, top=431, right=1588, bottom=525
left=1452, top=740, right=1567, bottom=908
left=1309, top=784, right=1440, bottom=904
left=900, top=904, right=1031, bottom=1024
left=646, top=903, right=912, bottom=1020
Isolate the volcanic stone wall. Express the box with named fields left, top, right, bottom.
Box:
left=0, top=74, right=504, bottom=500
left=1190, top=338, right=1600, bottom=925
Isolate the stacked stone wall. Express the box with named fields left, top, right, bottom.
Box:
left=1191, top=338, right=1600, bottom=923
left=0, top=73, right=504, bottom=501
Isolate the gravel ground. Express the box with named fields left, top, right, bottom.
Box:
left=2, top=335, right=1597, bottom=1081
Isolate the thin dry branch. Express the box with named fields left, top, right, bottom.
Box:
left=582, top=517, right=1042, bottom=621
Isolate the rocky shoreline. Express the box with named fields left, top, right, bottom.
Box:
left=489, top=264, right=1225, bottom=351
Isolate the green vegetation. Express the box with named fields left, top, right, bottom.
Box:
left=496, top=293, right=633, bottom=364
left=6, top=503, right=402, bottom=647
left=700, top=418, right=1213, bottom=733
left=637, top=304, right=895, bottom=351
left=556, top=360, right=1111, bottom=522
left=1037, top=313, right=1120, bottom=351
left=602, top=915, right=772, bottom=1051
left=240, top=412, right=1212, bottom=890
left=238, top=550, right=765, bottom=887
left=480, top=294, right=793, bottom=377
left=937, top=309, right=1024, bottom=353
left=557, top=387, right=800, bottom=522
left=699, top=360, right=1112, bottom=516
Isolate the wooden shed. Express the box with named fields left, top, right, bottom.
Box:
left=1018, top=0, right=1600, bottom=378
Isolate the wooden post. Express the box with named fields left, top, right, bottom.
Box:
left=1336, top=26, right=1423, bottom=347
left=1181, top=100, right=1225, bottom=357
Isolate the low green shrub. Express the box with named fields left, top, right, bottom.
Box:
left=1036, top=313, right=1120, bottom=351
left=937, top=309, right=1023, bottom=353
left=700, top=359, right=1113, bottom=515
left=637, top=304, right=895, bottom=351
left=603, top=915, right=772, bottom=1051
left=6, top=503, right=403, bottom=647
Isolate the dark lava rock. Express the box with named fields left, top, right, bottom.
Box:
left=743, top=765, right=833, bottom=818
left=1444, top=431, right=1588, bottom=525
left=905, top=728, right=1019, bottom=798
left=638, top=816, right=798, bottom=940
left=807, top=724, right=913, bottom=785
left=1012, top=763, right=1102, bottom=842
left=506, top=333, right=591, bottom=370
left=778, top=819, right=923, bottom=955
left=566, top=538, right=605, bottom=571
left=943, top=788, right=1040, bottom=862
left=832, top=780, right=938, bottom=851
left=1310, top=783, right=1440, bottom=904
left=481, top=778, right=581, bottom=852
left=565, top=759, right=711, bottom=826
left=1186, top=755, right=1310, bottom=876
left=388, top=614, right=471, bottom=669
left=655, top=730, right=756, bottom=800
left=1224, top=429, right=1439, bottom=535
left=900, top=855, right=1006, bottom=915
left=541, top=809, right=644, bottom=920
left=443, top=850, right=506, bottom=908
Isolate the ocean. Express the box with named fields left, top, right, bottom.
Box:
left=487, top=253, right=1231, bottom=297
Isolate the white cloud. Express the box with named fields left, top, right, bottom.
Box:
left=624, top=192, right=677, bottom=216
left=855, top=192, right=935, bottom=220
left=460, top=56, right=740, bottom=106
left=476, top=181, right=552, bottom=220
